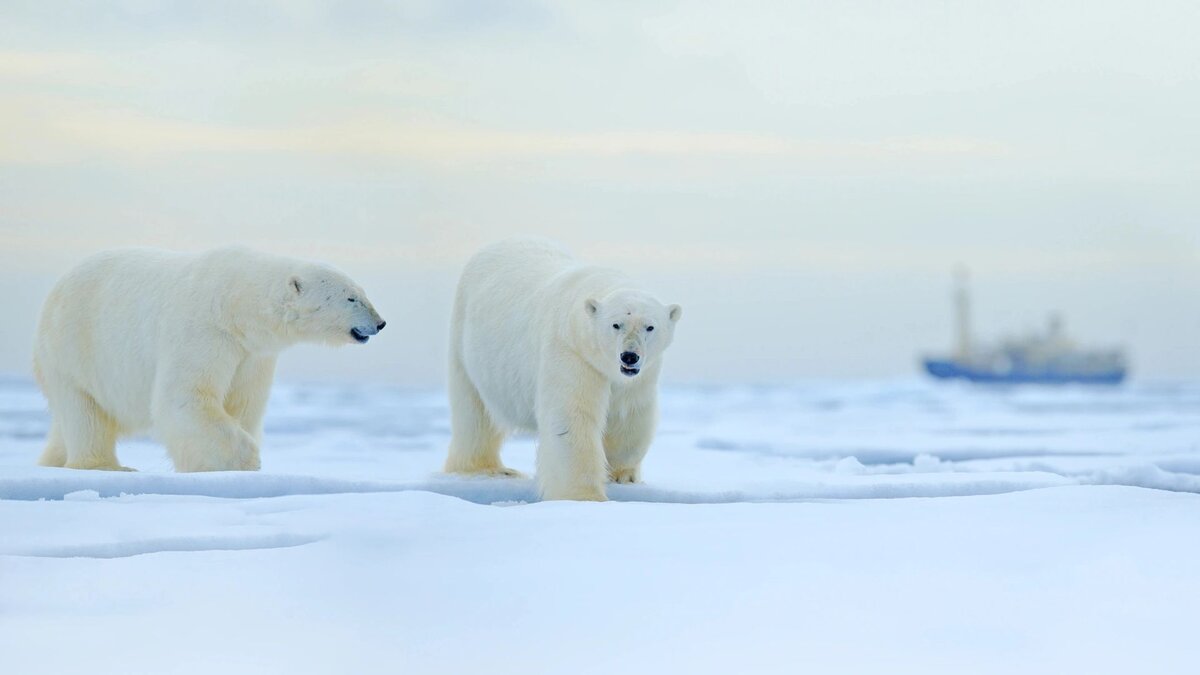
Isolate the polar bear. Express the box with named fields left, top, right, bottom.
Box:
left=445, top=237, right=681, bottom=501
left=33, top=246, right=386, bottom=472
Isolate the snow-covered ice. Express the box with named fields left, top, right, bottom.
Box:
left=1, top=376, right=1198, bottom=674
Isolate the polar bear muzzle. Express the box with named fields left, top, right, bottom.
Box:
left=350, top=320, right=386, bottom=344
left=620, top=351, right=641, bottom=376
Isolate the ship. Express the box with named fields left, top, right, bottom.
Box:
left=921, top=270, right=1128, bottom=385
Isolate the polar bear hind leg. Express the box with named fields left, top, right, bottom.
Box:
left=37, top=422, right=67, bottom=467
left=444, top=353, right=523, bottom=477
left=42, top=377, right=132, bottom=471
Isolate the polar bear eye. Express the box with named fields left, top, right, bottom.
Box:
left=348, top=298, right=356, bottom=303
left=612, top=323, right=621, bottom=330
left=646, top=326, right=655, bottom=332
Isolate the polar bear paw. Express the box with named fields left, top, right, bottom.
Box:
left=541, top=485, right=608, bottom=502
left=483, top=466, right=527, bottom=478
left=444, top=455, right=527, bottom=479
left=608, top=467, right=641, bottom=484
left=236, top=454, right=262, bottom=471
left=64, top=461, right=137, bottom=472
left=448, top=464, right=527, bottom=479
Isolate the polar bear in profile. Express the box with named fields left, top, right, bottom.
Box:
left=445, top=237, right=682, bottom=501
left=33, top=246, right=386, bottom=472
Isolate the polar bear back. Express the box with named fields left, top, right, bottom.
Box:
left=34, top=247, right=301, bottom=434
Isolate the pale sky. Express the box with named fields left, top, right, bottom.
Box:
left=2, top=0, right=1198, bottom=384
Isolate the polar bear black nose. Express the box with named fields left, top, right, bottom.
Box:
left=620, top=351, right=640, bottom=365
left=376, top=321, right=386, bottom=331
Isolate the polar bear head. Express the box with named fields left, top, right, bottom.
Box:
left=583, top=290, right=681, bottom=381
left=282, top=264, right=386, bottom=345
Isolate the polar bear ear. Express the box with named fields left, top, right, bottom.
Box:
left=585, top=298, right=600, bottom=316
left=668, top=304, right=682, bottom=322
left=289, top=276, right=303, bottom=295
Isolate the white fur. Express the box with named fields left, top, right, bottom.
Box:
left=445, top=237, right=681, bottom=501
left=33, top=246, right=385, bottom=472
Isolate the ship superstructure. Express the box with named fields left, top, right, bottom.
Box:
left=922, top=271, right=1127, bottom=385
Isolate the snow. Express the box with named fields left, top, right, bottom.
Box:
left=1, top=376, right=1198, bottom=674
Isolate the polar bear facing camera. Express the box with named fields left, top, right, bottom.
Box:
left=34, top=246, right=386, bottom=472
left=446, top=237, right=681, bottom=501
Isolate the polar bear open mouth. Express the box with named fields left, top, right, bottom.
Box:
left=620, top=365, right=640, bottom=377
left=350, top=328, right=370, bottom=344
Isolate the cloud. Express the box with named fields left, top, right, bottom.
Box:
left=0, top=50, right=134, bottom=87
left=0, top=92, right=1010, bottom=168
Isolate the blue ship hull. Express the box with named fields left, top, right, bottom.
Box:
left=923, top=358, right=1126, bottom=385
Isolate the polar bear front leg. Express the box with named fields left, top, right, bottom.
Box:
left=225, top=355, right=277, bottom=447
left=535, top=356, right=611, bottom=501
left=153, top=348, right=261, bottom=472
left=605, top=397, right=657, bottom=484
left=159, top=398, right=261, bottom=472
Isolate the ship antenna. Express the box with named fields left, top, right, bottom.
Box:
left=954, top=266, right=971, bottom=359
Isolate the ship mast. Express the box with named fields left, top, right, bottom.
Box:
left=953, top=267, right=971, bottom=360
